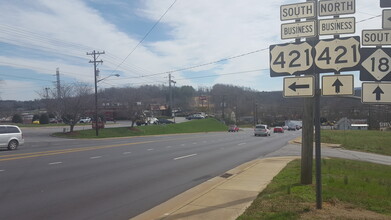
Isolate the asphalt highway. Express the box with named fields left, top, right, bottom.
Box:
left=0, top=128, right=300, bottom=220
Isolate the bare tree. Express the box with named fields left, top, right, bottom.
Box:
left=41, top=83, right=93, bottom=132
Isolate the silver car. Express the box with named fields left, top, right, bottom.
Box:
left=0, top=125, right=24, bottom=150
left=254, top=124, right=271, bottom=136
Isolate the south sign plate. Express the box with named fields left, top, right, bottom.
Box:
left=314, top=36, right=361, bottom=73
left=360, top=48, right=391, bottom=81
left=280, top=2, right=316, bottom=21
left=281, top=21, right=317, bottom=40
left=362, top=29, right=391, bottom=46
left=283, top=76, right=315, bottom=97
left=270, top=41, right=315, bottom=77
left=319, top=0, right=355, bottom=17
left=362, top=82, right=391, bottom=104
left=322, top=74, right=354, bottom=96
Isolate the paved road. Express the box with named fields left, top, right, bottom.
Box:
left=0, top=128, right=300, bottom=220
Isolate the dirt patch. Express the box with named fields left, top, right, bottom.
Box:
left=300, top=202, right=391, bottom=220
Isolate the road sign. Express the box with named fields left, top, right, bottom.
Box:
left=322, top=74, right=354, bottom=96
left=314, top=36, right=361, bottom=73
left=280, top=2, right=316, bottom=21
left=319, top=0, right=355, bottom=17
left=362, top=82, right=391, bottom=103
left=383, top=10, right=391, bottom=29
left=381, top=0, right=391, bottom=8
left=360, top=48, right=391, bottom=81
left=362, top=29, right=391, bottom=46
left=270, top=41, right=315, bottom=77
left=281, top=20, right=317, bottom=40
left=319, top=17, right=355, bottom=35
left=283, top=76, right=315, bottom=97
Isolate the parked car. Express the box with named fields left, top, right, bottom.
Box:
left=0, top=125, right=24, bottom=150
left=186, top=114, right=205, bottom=120
left=254, top=124, right=271, bottom=136
left=157, top=118, right=175, bottom=124
left=32, top=120, right=40, bottom=124
left=79, top=117, right=91, bottom=123
left=273, top=127, right=284, bottom=133
left=228, top=125, right=239, bottom=132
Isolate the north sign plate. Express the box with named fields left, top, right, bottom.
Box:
left=283, top=76, right=315, bottom=97
left=318, top=17, right=355, bottom=35
left=314, top=36, right=361, bottom=73
left=319, top=0, right=355, bottom=17
left=362, top=29, right=391, bottom=46
left=322, top=74, right=354, bottom=96
left=270, top=41, right=315, bottom=77
left=360, top=48, right=391, bottom=81
left=280, top=2, right=316, bottom=21
left=362, top=82, right=391, bottom=103
left=281, top=20, right=317, bottom=40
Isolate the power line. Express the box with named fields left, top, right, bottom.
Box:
left=109, top=0, right=178, bottom=75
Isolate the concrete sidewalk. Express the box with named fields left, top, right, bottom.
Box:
left=131, top=156, right=298, bottom=220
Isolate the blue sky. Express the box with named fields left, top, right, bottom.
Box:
left=0, top=0, right=383, bottom=100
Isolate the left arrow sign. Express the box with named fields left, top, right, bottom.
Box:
left=288, top=82, right=310, bottom=92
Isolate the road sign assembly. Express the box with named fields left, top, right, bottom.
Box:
left=280, top=2, right=316, bottom=21
left=362, top=82, right=391, bottom=103
left=360, top=48, right=391, bottom=81
left=362, top=29, right=391, bottom=46
left=322, top=74, right=354, bottom=96
left=314, top=36, right=361, bottom=73
left=283, top=76, right=315, bottom=97
left=318, top=0, right=355, bottom=17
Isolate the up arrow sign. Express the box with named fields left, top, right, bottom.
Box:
left=332, top=79, right=343, bottom=93
left=373, top=86, right=384, bottom=101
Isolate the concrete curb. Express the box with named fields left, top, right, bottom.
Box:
left=131, top=156, right=298, bottom=220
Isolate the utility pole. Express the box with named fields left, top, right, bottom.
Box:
left=168, top=74, right=176, bottom=117
left=45, top=87, right=50, bottom=99
left=56, top=68, right=61, bottom=99
left=222, top=95, right=225, bottom=121
left=87, top=50, right=104, bottom=136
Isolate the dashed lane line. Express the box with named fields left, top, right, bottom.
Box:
left=174, top=154, right=198, bottom=161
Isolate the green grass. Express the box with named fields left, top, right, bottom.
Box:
left=321, top=130, right=391, bottom=156
left=53, top=118, right=228, bottom=138
left=238, top=159, right=391, bottom=220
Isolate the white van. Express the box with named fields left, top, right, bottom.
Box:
left=0, top=125, right=24, bottom=150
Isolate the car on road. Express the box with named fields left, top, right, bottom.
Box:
left=228, top=125, right=239, bottom=132
left=0, top=125, right=24, bottom=150
left=273, top=127, right=284, bottom=133
left=157, top=118, right=175, bottom=124
left=79, top=117, right=91, bottom=123
left=186, top=114, right=205, bottom=120
left=287, top=126, right=297, bottom=131
left=254, top=124, right=271, bottom=136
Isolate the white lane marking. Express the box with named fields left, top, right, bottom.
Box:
left=192, top=142, right=197, bottom=145
left=90, top=156, right=102, bottom=159
left=49, top=162, right=63, bottom=165
left=147, top=149, right=154, bottom=151
left=174, top=154, right=198, bottom=160
left=166, top=146, right=172, bottom=148
left=181, top=144, right=185, bottom=146
left=238, top=143, right=247, bottom=146
left=0, top=170, right=5, bottom=172
left=123, top=152, right=131, bottom=155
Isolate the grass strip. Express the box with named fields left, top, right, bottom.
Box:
left=238, top=158, right=391, bottom=220
left=321, top=130, right=391, bottom=156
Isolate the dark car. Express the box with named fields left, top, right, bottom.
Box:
left=228, top=125, right=239, bottom=132
left=287, top=126, right=297, bottom=131
left=273, top=127, right=284, bottom=133
left=157, top=118, right=175, bottom=124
